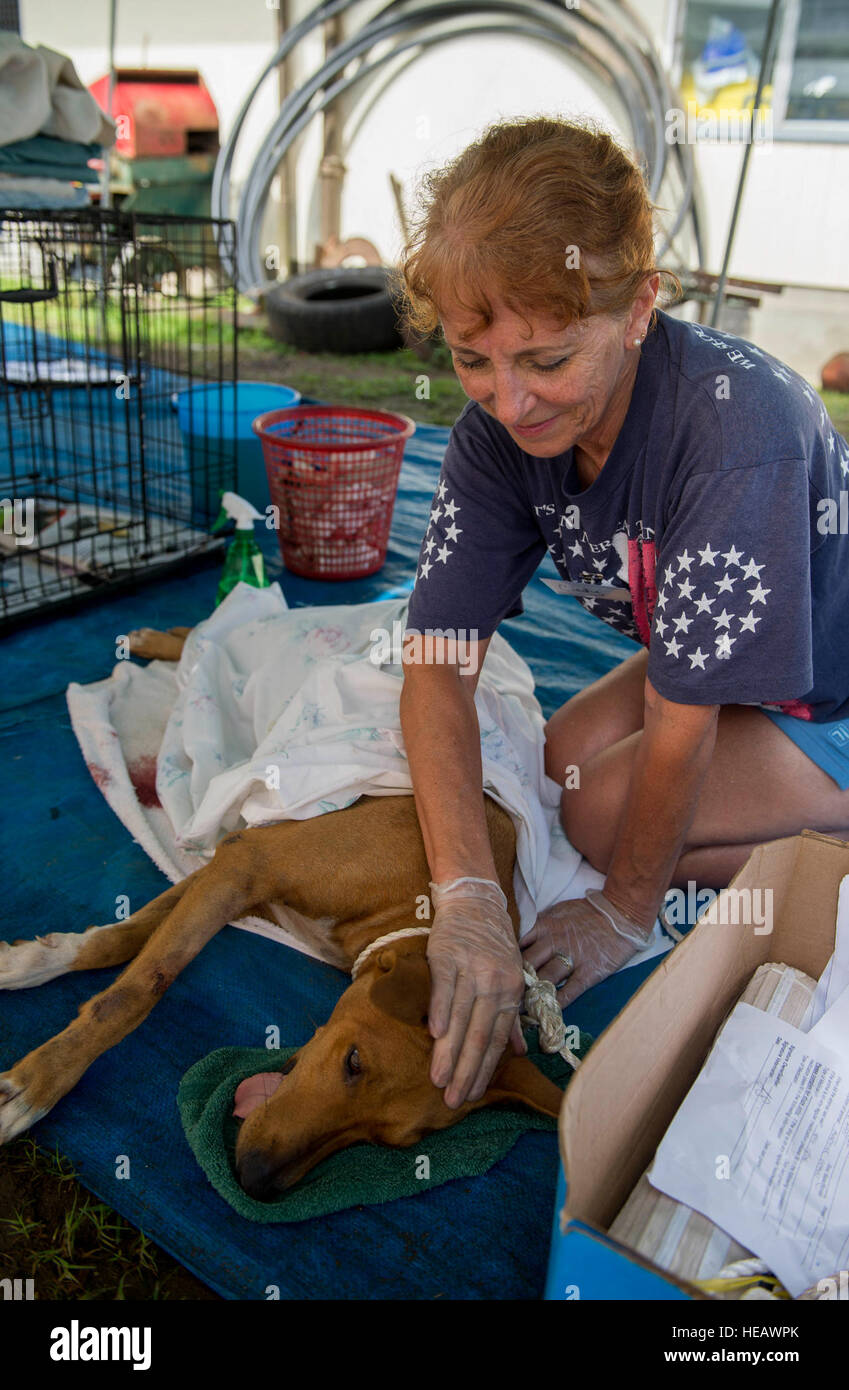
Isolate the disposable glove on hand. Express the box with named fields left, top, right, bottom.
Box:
left=427, top=876, right=526, bottom=1110
left=520, top=889, right=655, bottom=1008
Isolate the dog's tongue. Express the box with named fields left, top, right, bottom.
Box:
left=233, top=1072, right=284, bottom=1118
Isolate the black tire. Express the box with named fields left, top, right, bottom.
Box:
left=264, top=267, right=404, bottom=354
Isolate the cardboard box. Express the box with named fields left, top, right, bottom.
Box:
left=546, top=829, right=849, bottom=1300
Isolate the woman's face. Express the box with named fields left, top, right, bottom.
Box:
left=440, top=289, right=651, bottom=459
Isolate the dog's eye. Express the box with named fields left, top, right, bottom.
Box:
left=345, top=1046, right=361, bottom=1077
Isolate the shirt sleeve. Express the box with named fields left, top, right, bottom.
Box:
left=647, top=459, right=815, bottom=706
left=404, top=406, right=547, bottom=640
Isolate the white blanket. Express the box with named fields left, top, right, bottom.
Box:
left=68, top=582, right=669, bottom=966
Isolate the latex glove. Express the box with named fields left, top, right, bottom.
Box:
left=520, top=889, right=655, bottom=1008
left=427, top=876, right=526, bottom=1109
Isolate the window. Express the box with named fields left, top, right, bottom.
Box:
left=772, top=0, right=849, bottom=134
left=672, top=0, right=849, bottom=139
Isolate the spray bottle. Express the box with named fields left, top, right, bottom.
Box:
left=211, top=491, right=270, bottom=606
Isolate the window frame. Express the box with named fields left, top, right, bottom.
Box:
left=669, top=0, right=849, bottom=143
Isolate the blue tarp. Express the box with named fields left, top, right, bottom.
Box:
left=0, top=405, right=672, bottom=1301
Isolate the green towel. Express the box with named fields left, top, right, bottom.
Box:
left=178, top=1028, right=592, bottom=1222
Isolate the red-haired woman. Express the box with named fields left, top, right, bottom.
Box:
left=398, top=117, right=849, bottom=1110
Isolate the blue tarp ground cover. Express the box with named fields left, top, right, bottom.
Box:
left=0, top=405, right=676, bottom=1300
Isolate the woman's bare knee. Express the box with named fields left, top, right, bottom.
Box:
left=544, top=701, right=591, bottom=785
left=543, top=649, right=648, bottom=787
left=559, top=780, right=615, bottom=872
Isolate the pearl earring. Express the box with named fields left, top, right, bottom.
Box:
left=634, top=337, right=642, bottom=347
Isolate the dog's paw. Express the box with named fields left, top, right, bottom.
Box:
left=127, top=628, right=185, bottom=661
left=0, top=1070, right=50, bottom=1145
left=127, top=627, right=164, bottom=658
left=0, top=932, right=84, bottom=989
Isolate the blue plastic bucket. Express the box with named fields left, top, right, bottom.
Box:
left=174, top=382, right=301, bottom=516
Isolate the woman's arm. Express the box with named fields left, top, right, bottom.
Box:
left=399, top=635, right=496, bottom=882
left=399, top=637, right=526, bottom=1109
left=603, top=677, right=720, bottom=927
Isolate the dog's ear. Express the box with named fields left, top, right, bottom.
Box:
left=479, top=1055, right=563, bottom=1119
left=368, top=947, right=431, bottom=1029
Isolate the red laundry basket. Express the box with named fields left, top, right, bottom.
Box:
left=252, top=405, right=416, bottom=579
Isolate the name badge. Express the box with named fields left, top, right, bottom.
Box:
left=541, top=577, right=632, bottom=601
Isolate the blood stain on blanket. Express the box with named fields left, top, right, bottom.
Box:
left=128, top=755, right=161, bottom=808
left=87, top=762, right=113, bottom=791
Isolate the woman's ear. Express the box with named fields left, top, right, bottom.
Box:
left=628, top=273, right=661, bottom=341
left=368, top=948, right=432, bottom=1029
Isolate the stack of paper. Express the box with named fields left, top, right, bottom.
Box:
left=648, top=876, right=849, bottom=1299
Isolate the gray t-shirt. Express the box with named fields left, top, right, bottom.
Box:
left=406, top=310, right=849, bottom=722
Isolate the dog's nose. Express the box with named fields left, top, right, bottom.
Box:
left=236, top=1148, right=280, bottom=1201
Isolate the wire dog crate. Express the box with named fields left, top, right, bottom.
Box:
left=0, top=208, right=238, bottom=629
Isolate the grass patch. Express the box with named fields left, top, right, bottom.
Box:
left=235, top=326, right=467, bottom=424
left=0, top=1137, right=218, bottom=1299
left=822, top=390, right=849, bottom=441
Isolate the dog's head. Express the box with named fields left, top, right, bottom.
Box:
left=233, top=942, right=562, bottom=1200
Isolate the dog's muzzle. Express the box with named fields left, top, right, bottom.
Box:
left=236, top=1148, right=281, bottom=1202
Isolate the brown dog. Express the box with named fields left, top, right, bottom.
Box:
left=0, top=626, right=561, bottom=1198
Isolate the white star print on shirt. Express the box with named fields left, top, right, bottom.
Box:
left=418, top=490, right=462, bottom=580
left=741, top=558, right=764, bottom=580
left=652, top=540, right=773, bottom=680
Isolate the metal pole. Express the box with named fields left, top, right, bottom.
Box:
left=101, top=0, right=118, bottom=210
left=710, top=0, right=784, bottom=328
left=274, top=0, right=300, bottom=276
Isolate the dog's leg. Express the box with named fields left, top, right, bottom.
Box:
left=0, top=841, right=273, bottom=1143
left=0, top=795, right=519, bottom=1142
left=0, top=875, right=199, bottom=990
left=127, top=628, right=187, bottom=662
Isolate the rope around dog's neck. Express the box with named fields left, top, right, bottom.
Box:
left=350, top=927, right=582, bottom=1071
left=350, top=926, right=432, bottom=979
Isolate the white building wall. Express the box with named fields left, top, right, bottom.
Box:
left=18, top=0, right=849, bottom=290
